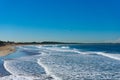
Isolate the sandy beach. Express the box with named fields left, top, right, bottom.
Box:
left=0, top=45, right=15, bottom=56
left=0, top=44, right=42, bottom=56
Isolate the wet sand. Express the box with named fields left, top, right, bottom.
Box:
left=0, top=45, right=15, bottom=56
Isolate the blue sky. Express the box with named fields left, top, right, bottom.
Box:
left=0, top=0, right=120, bottom=43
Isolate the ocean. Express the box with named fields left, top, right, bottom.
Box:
left=0, top=44, right=120, bottom=80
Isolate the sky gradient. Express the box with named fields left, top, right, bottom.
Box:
left=0, top=0, right=120, bottom=43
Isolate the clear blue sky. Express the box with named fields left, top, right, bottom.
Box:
left=0, top=0, right=120, bottom=43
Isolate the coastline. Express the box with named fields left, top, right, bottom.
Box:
left=0, top=44, right=120, bottom=79
left=0, top=44, right=16, bottom=56
left=0, top=44, right=42, bottom=57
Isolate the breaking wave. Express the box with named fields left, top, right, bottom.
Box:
left=0, top=45, right=120, bottom=80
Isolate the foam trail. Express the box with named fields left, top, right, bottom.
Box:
left=36, top=45, right=80, bottom=53
left=3, top=56, right=54, bottom=80
left=76, top=51, right=120, bottom=61
left=29, top=45, right=120, bottom=61
left=96, top=52, right=120, bottom=60
left=37, top=59, right=61, bottom=80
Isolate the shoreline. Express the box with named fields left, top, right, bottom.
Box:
left=0, top=44, right=16, bottom=57
left=0, top=44, right=43, bottom=57
left=0, top=43, right=66, bottom=57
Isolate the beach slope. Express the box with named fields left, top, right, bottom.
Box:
left=0, top=45, right=15, bottom=56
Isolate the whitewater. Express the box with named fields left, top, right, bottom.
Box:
left=0, top=44, right=120, bottom=80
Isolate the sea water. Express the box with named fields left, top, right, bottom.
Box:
left=0, top=44, right=120, bottom=80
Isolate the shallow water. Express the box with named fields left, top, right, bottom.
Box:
left=0, top=44, right=120, bottom=80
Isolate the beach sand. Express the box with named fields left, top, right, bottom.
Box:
left=0, top=45, right=15, bottom=56
left=0, top=44, right=42, bottom=56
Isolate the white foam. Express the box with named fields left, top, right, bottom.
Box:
left=36, top=45, right=120, bottom=61
left=95, top=52, right=120, bottom=60
left=0, top=75, right=54, bottom=80
left=37, top=50, right=120, bottom=80
left=0, top=75, right=33, bottom=80
left=61, top=46, right=70, bottom=49
left=37, top=59, right=61, bottom=80
left=36, top=45, right=80, bottom=54
left=2, top=45, right=120, bottom=80
left=79, top=50, right=120, bottom=61
left=3, top=55, right=54, bottom=80
left=76, top=50, right=120, bottom=61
